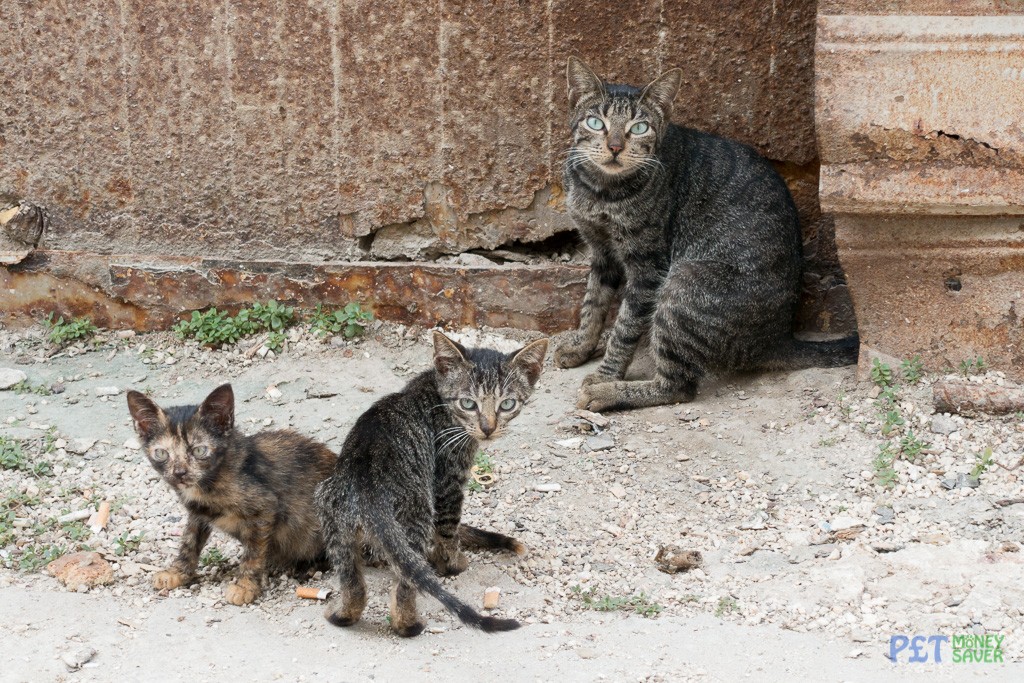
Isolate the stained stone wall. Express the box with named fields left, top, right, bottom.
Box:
left=0, top=1, right=852, bottom=333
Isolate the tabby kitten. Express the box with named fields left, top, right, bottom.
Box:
left=315, top=332, right=547, bottom=637
left=555, top=57, right=858, bottom=412
left=126, top=384, right=336, bottom=605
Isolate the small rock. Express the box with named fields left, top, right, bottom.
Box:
left=678, top=412, right=700, bottom=422
left=66, top=438, right=96, bottom=455
left=456, top=252, right=496, bottom=267
left=654, top=546, right=702, bottom=574
left=123, top=437, right=141, bottom=451
left=266, top=386, right=283, bottom=401
left=738, top=510, right=770, bottom=530
left=116, top=330, right=136, bottom=339
left=94, top=386, right=120, bottom=397
left=930, top=414, right=958, bottom=435
left=609, top=485, right=626, bottom=499
left=62, top=647, right=97, bottom=672
left=585, top=435, right=614, bottom=452
left=576, top=647, right=598, bottom=660
left=830, top=515, right=866, bottom=532
left=47, top=552, right=114, bottom=590
left=482, top=586, right=501, bottom=610
left=873, top=507, right=895, bottom=524
left=942, top=474, right=980, bottom=490
left=574, top=409, right=610, bottom=428
left=0, top=368, right=27, bottom=390
left=534, top=483, right=561, bottom=493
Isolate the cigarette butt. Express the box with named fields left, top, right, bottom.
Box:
left=88, top=500, right=111, bottom=533
left=296, top=586, right=332, bottom=600
left=58, top=509, right=92, bottom=524
left=483, top=586, right=501, bottom=610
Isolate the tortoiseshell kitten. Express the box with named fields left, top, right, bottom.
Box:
left=126, top=384, right=336, bottom=606
left=315, top=332, right=547, bottom=636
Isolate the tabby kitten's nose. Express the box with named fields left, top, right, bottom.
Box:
left=609, top=143, right=623, bottom=154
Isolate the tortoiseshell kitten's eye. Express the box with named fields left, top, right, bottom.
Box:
left=191, top=444, right=210, bottom=459
left=151, top=448, right=169, bottom=463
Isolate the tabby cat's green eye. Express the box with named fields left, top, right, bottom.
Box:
left=192, top=444, right=210, bottom=458
left=459, top=398, right=477, bottom=411
left=630, top=121, right=650, bottom=135
left=585, top=116, right=605, bottom=131
left=151, top=448, right=169, bottom=463
left=499, top=398, right=517, bottom=411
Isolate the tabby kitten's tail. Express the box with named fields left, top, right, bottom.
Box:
left=458, top=524, right=526, bottom=556
left=367, top=503, right=520, bottom=633
left=756, top=335, right=860, bottom=372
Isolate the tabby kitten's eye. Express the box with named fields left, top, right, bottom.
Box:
left=499, top=398, right=517, bottom=411
left=151, top=448, right=169, bottom=463
left=458, top=398, right=477, bottom=411
left=630, top=122, right=650, bottom=135
left=191, top=444, right=210, bottom=458
left=585, top=116, right=605, bottom=131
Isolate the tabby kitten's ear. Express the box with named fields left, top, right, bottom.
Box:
left=508, top=338, right=549, bottom=388
left=639, top=68, right=683, bottom=118
left=126, top=390, right=165, bottom=441
left=198, top=383, right=235, bottom=436
left=432, top=332, right=471, bottom=377
left=566, top=57, right=604, bottom=109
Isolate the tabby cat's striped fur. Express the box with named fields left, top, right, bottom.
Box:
left=555, top=58, right=857, bottom=412
left=315, top=332, right=547, bottom=637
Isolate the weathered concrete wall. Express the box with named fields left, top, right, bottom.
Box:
left=1, top=0, right=851, bottom=333
left=817, top=7, right=1024, bottom=378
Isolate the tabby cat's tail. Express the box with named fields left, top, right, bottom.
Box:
left=458, top=524, right=526, bottom=555
left=364, top=506, right=520, bottom=633
left=756, top=334, right=860, bottom=372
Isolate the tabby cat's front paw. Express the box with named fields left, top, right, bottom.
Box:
left=153, top=568, right=190, bottom=591
left=552, top=331, right=594, bottom=369
left=581, top=370, right=616, bottom=388
left=577, top=382, right=619, bottom=412
left=225, top=577, right=262, bottom=605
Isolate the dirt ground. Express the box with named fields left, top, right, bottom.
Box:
left=0, top=322, right=1021, bottom=682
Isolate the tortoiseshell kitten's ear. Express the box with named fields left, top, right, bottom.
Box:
left=197, top=383, right=235, bottom=437
left=126, top=390, right=165, bottom=441
left=506, top=338, right=549, bottom=389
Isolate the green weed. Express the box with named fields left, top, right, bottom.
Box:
left=898, top=431, right=927, bottom=462
left=571, top=585, right=664, bottom=618
left=200, top=547, right=229, bottom=568
left=43, top=313, right=98, bottom=347
left=309, top=302, right=373, bottom=339
left=265, top=331, right=286, bottom=353
left=870, top=359, right=894, bottom=388
left=900, top=356, right=924, bottom=384
left=959, top=356, right=987, bottom=376
left=970, top=447, right=995, bottom=478
left=113, top=532, right=144, bottom=556
left=17, top=543, right=65, bottom=572
left=880, top=409, right=905, bottom=436
left=715, top=597, right=740, bottom=617
left=874, top=444, right=898, bottom=488
left=11, top=380, right=52, bottom=396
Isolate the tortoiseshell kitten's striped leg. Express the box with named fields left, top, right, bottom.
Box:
left=224, top=519, right=273, bottom=606
left=553, top=250, right=623, bottom=368
left=428, top=478, right=469, bottom=577
left=153, top=514, right=211, bottom=591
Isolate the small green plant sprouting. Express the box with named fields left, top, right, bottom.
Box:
left=173, top=308, right=242, bottom=347
left=898, top=431, right=927, bottom=462
left=309, top=302, right=373, bottom=339
left=43, top=313, right=98, bottom=347
left=817, top=436, right=839, bottom=448
left=715, top=596, right=740, bottom=617
left=11, top=380, right=53, bottom=396
left=959, top=356, right=987, bottom=377
left=17, top=543, right=65, bottom=572
left=880, top=409, right=905, bottom=436
left=250, top=301, right=296, bottom=332
left=113, top=532, right=144, bottom=556
left=200, top=547, right=229, bottom=568
left=265, top=331, right=286, bottom=353
left=900, top=356, right=924, bottom=384
left=570, top=585, right=663, bottom=618
left=0, top=509, right=16, bottom=548
left=0, top=437, right=27, bottom=471
left=473, top=451, right=494, bottom=474
left=467, top=479, right=483, bottom=493
left=870, top=359, right=894, bottom=388
left=61, top=520, right=90, bottom=543
left=836, top=389, right=852, bottom=419
left=970, top=447, right=995, bottom=478
left=874, top=443, right=898, bottom=488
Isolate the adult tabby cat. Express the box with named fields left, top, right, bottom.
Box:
left=315, top=332, right=547, bottom=637
left=555, top=57, right=858, bottom=412
left=126, top=384, right=336, bottom=605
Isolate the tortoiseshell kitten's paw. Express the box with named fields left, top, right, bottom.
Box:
left=427, top=541, right=469, bottom=577
left=225, top=577, right=262, bottom=606
left=153, top=568, right=190, bottom=591
left=552, top=331, right=595, bottom=369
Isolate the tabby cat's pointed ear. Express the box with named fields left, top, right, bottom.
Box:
left=567, top=57, right=604, bottom=109
left=126, top=390, right=165, bottom=440
left=198, top=383, right=235, bottom=435
left=432, top=332, right=471, bottom=376
left=508, top=338, right=548, bottom=388
left=640, top=68, right=682, bottom=117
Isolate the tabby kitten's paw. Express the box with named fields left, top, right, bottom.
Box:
left=153, top=569, right=190, bottom=591
left=225, top=577, right=262, bottom=605
left=552, top=331, right=594, bottom=369
left=428, top=547, right=470, bottom=577
left=581, top=370, right=616, bottom=388
left=577, top=381, right=619, bottom=412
